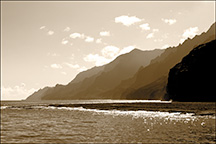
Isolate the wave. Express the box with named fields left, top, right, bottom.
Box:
left=1, top=103, right=215, bottom=120
left=0, top=106, right=9, bottom=109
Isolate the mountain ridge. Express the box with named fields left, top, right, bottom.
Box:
left=26, top=48, right=164, bottom=101
left=101, top=22, right=215, bottom=99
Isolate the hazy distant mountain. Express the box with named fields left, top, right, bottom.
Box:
left=27, top=48, right=164, bottom=100
left=167, top=39, right=216, bottom=102
left=26, top=87, right=51, bottom=101
left=102, top=22, right=215, bottom=100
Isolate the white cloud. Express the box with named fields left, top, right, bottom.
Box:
left=115, top=15, right=142, bottom=26
left=182, top=27, right=199, bottom=39
left=62, top=38, right=69, bottom=45
left=84, top=54, right=112, bottom=66
left=139, top=23, right=150, bottom=30
left=146, top=33, right=154, bottom=39
left=63, top=62, right=87, bottom=72
left=47, top=30, right=54, bottom=35
left=70, top=33, right=85, bottom=39
left=78, top=66, right=88, bottom=72
left=119, top=46, right=136, bottom=55
left=50, top=64, right=62, bottom=69
left=100, top=31, right=110, bottom=36
left=1, top=84, right=37, bottom=100
left=85, top=36, right=94, bottom=42
left=84, top=45, right=137, bottom=66
left=162, top=18, right=177, bottom=25
left=162, top=44, right=170, bottom=49
left=96, top=38, right=102, bottom=44
left=101, top=45, right=120, bottom=58
left=180, top=27, right=199, bottom=43
left=39, top=26, right=46, bottom=30
left=63, top=27, right=70, bottom=32
left=64, top=62, right=80, bottom=69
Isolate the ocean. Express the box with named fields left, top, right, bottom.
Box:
left=1, top=100, right=215, bottom=143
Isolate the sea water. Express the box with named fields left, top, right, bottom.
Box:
left=1, top=100, right=215, bottom=143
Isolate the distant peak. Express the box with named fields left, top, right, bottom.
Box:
left=130, top=48, right=142, bottom=53
left=132, top=48, right=141, bottom=51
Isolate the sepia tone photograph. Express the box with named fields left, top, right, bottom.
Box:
left=1, top=1, right=216, bottom=143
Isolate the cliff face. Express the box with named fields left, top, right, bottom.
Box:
left=167, top=40, right=216, bottom=102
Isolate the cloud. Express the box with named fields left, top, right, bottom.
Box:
left=47, top=30, right=54, bottom=35
left=115, top=15, right=142, bottom=26
left=101, top=45, right=120, bottom=58
left=182, top=27, right=199, bottom=39
left=85, top=36, right=94, bottom=42
left=119, top=46, right=136, bottom=55
left=50, top=64, right=62, bottom=69
left=64, top=62, right=80, bottom=69
left=61, top=38, right=69, bottom=45
left=63, top=27, right=70, bottom=32
left=39, top=26, right=46, bottom=30
left=162, top=44, right=170, bottom=49
left=84, top=54, right=112, bottom=66
left=180, top=27, right=199, bottom=43
left=78, top=66, right=88, bottom=72
left=63, top=62, right=87, bottom=72
left=1, top=84, right=37, bottom=100
left=70, top=33, right=85, bottom=39
left=96, top=38, right=102, bottom=44
left=100, top=31, right=110, bottom=36
left=162, top=18, right=177, bottom=25
left=69, top=32, right=96, bottom=43
left=84, top=45, right=136, bottom=66
left=146, top=33, right=154, bottom=39
left=39, top=26, right=54, bottom=36
left=139, top=23, right=150, bottom=30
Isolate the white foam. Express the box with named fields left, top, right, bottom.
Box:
left=0, top=106, right=9, bottom=109
left=45, top=106, right=197, bottom=121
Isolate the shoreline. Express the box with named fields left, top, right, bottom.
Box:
left=49, top=102, right=216, bottom=116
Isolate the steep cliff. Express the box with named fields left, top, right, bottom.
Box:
left=167, top=39, right=216, bottom=102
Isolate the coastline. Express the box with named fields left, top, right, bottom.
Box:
left=49, top=102, right=216, bottom=116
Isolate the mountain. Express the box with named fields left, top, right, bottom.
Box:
left=167, top=39, right=216, bottom=102
left=102, top=22, right=216, bottom=100
left=26, top=87, right=51, bottom=101
left=26, top=48, right=164, bottom=101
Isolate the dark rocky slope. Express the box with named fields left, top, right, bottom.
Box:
left=167, top=39, right=216, bottom=102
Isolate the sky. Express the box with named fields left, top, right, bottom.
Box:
left=1, top=1, right=215, bottom=100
